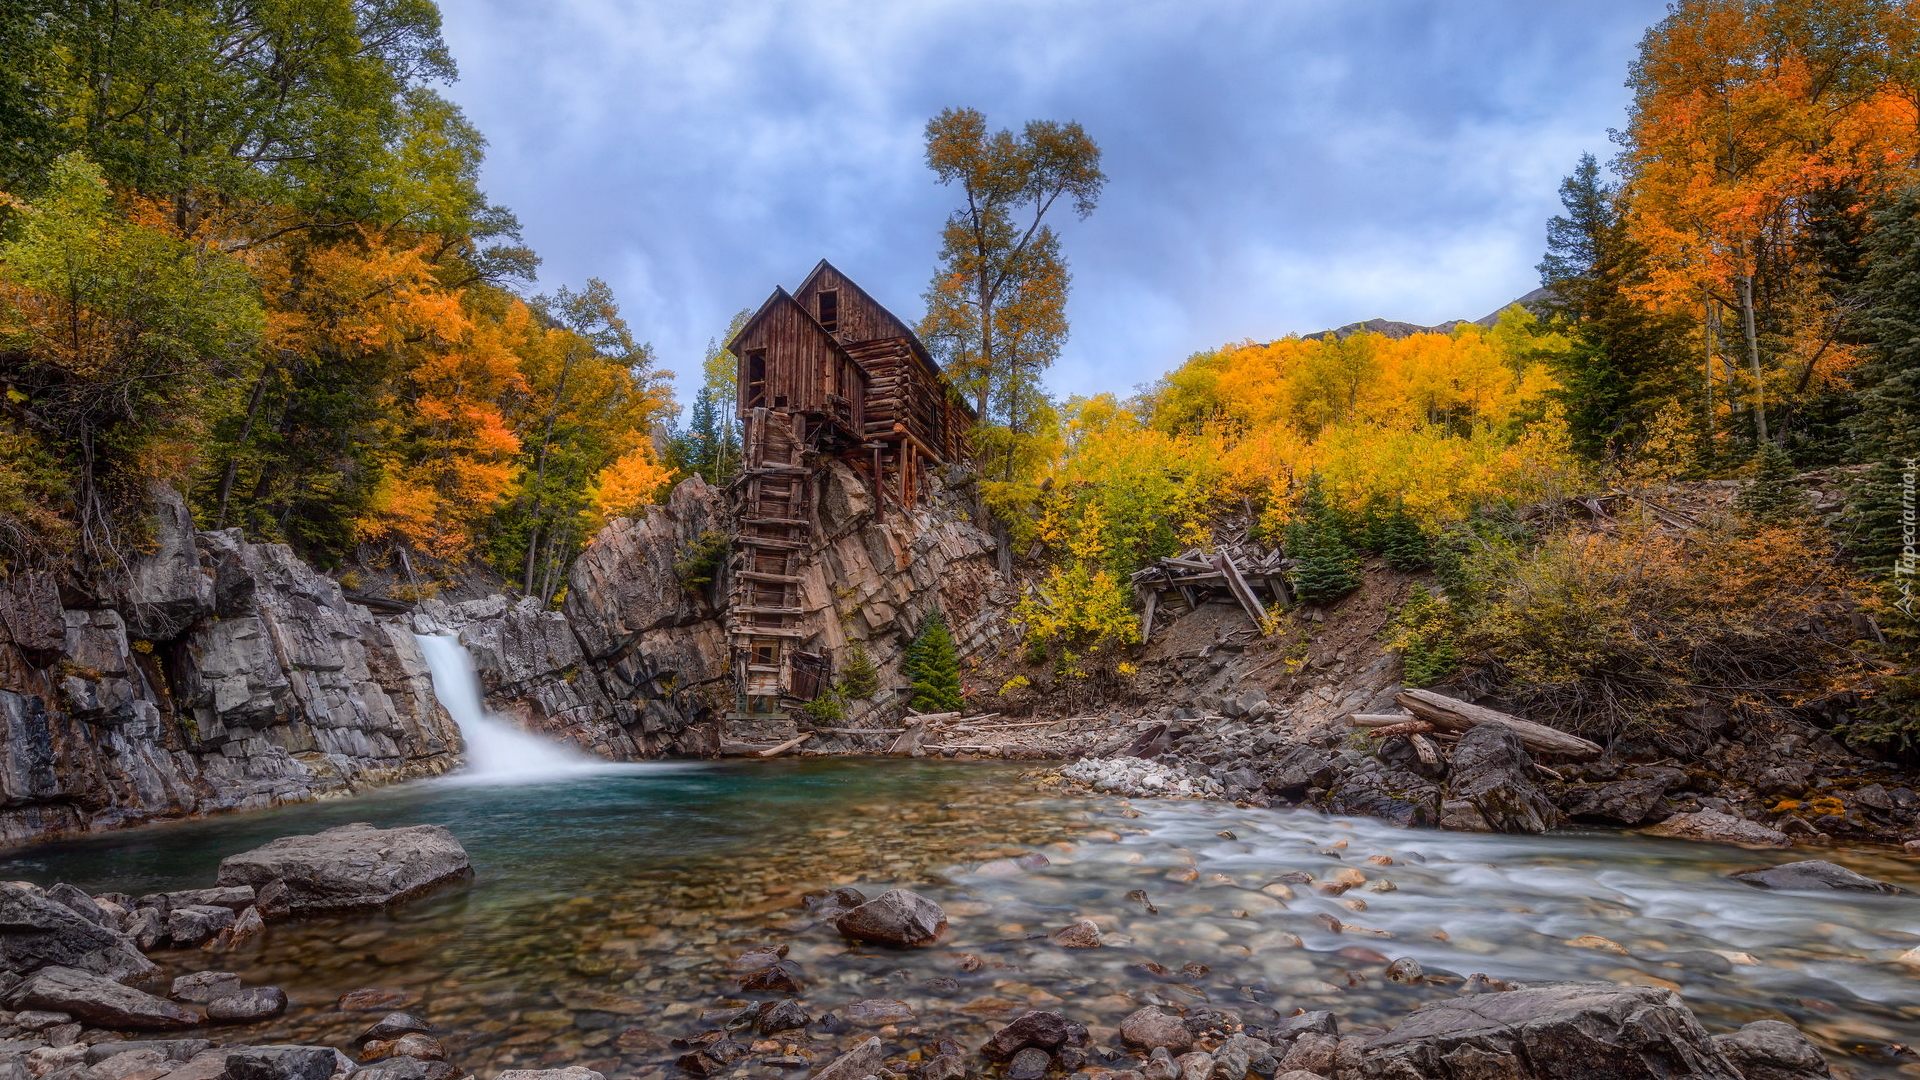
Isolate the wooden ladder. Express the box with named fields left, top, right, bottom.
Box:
left=727, top=408, right=813, bottom=711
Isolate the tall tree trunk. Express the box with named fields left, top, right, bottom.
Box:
left=214, top=364, right=274, bottom=529
left=1737, top=272, right=1768, bottom=444
left=1703, top=298, right=1716, bottom=419
left=521, top=522, right=542, bottom=596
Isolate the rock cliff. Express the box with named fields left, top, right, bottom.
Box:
left=0, top=490, right=464, bottom=849
left=0, top=461, right=1012, bottom=847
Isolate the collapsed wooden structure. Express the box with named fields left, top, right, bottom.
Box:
left=1129, top=546, right=1293, bottom=640
left=721, top=262, right=975, bottom=715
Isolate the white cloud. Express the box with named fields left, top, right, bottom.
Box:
left=435, top=0, right=1669, bottom=403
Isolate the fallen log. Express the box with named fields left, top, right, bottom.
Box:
left=1408, top=733, right=1442, bottom=767
left=1350, top=713, right=1419, bottom=728
left=756, top=732, right=814, bottom=758
left=1392, top=688, right=1603, bottom=760
left=1363, top=719, right=1436, bottom=740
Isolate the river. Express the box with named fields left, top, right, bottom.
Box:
left=6, top=760, right=1920, bottom=1078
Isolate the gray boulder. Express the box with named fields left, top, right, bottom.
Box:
left=82, top=1041, right=212, bottom=1065
left=1730, top=860, right=1908, bottom=894
left=214, top=824, right=470, bottom=913
left=1263, top=746, right=1334, bottom=799
left=1325, top=766, right=1440, bottom=829
left=1642, top=811, right=1791, bottom=848
left=166, top=905, right=235, bottom=948
left=171, top=973, right=242, bottom=1004
left=1710, top=1020, right=1831, bottom=1080
left=1443, top=722, right=1557, bottom=833
left=205, top=987, right=287, bottom=1022
left=808, top=1039, right=882, bottom=1080
left=834, top=889, right=946, bottom=947
left=221, top=1047, right=346, bottom=1080
left=7, top=967, right=197, bottom=1030
left=0, top=884, right=156, bottom=982
left=494, top=1071, right=604, bottom=1080
left=1558, top=770, right=1682, bottom=826
left=1353, top=983, right=1742, bottom=1079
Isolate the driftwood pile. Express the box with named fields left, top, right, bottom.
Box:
left=1130, top=546, right=1293, bottom=640
left=1350, top=688, right=1603, bottom=764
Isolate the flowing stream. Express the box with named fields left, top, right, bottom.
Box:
left=8, top=761, right=1920, bottom=1078
left=412, top=633, right=600, bottom=781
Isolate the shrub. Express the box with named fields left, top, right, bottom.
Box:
left=1367, top=500, right=1432, bottom=570
left=1736, top=442, right=1807, bottom=524
left=673, top=529, right=730, bottom=595
left=798, top=688, right=845, bottom=724
left=1386, top=586, right=1461, bottom=686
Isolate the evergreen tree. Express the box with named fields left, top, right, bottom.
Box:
left=1847, top=183, right=1920, bottom=575
left=905, top=611, right=963, bottom=713
left=839, top=640, right=881, bottom=700
left=1737, top=443, right=1807, bottom=524
left=1538, top=153, right=1694, bottom=460
left=1285, top=474, right=1362, bottom=605
left=1367, top=501, right=1431, bottom=571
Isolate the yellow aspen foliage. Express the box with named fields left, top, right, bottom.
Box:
left=581, top=447, right=674, bottom=532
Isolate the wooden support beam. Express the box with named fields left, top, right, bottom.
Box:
left=1213, top=552, right=1269, bottom=628
left=1140, top=588, right=1159, bottom=642
left=757, top=732, right=814, bottom=758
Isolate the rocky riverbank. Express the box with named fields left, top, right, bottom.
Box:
left=0, top=813, right=1848, bottom=1080
left=1037, top=695, right=1920, bottom=850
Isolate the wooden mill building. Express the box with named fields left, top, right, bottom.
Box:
left=722, top=261, right=974, bottom=715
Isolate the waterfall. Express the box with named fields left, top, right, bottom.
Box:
left=413, top=633, right=596, bottom=781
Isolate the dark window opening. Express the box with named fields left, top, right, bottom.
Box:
left=745, top=352, right=767, bottom=407
left=752, top=642, right=780, bottom=666
left=818, top=290, right=839, bottom=332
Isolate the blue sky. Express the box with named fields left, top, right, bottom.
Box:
left=436, top=0, right=1670, bottom=405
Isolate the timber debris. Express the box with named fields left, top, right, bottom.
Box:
left=1128, top=546, right=1292, bottom=639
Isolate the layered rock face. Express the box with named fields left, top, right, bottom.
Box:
left=0, top=490, right=463, bottom=849
left=0, top=460, right=1009, bottom=846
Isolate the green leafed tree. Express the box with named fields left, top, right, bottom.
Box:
left=1847, top=183, right=1920, bottom=577
left=917, top=107, right=1103, bottom=432
left=0, top=152, right=264, bottom=567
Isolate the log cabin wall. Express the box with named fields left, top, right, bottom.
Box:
left=731, top=289, right=866, bottom=441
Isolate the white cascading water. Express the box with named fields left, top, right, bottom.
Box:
left=413, top=633, right=596, bottom=782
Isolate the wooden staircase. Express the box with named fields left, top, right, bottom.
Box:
left=726, top=408, right=822, bottom=715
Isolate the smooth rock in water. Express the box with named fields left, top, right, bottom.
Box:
left=7, top=967, right=196, bottom=1030
left=215, top=824, right=471, bottom=913
left=834, top=889, right=946, bottom=947
left=1443, top=723, right=1557, bottom=833
left=359, top=1014, right=434, bottom=1043
left=1384, top=957, right=1423, bottom=984
left=1356, top=983, right=1743, bottom=1079
left=205, top=987, right=287, bottom=1023
left=844, top=998, right=914, bottom=1027
left=1710, top=1020, right=1831, bottom=1080
left=350, top=1059, right=428, bottom=1080
left=494, top=1071, right=605, bottom=1080
left=727, top=945, right=787, bottom=972
left=809, top=1036, right=883, bottom=1080
left=1729, top=860, right=1908, bottom=894
left=1143, top=1048, right=1180, bottom=1080
left=982, top=1011, right=1073, bottom=1061
left=171, top=972, right=243, bottom=1004
left=84, top=1042, right=213, bottom=1065
left=337, top=989, right=419, bottom=1012
left=1641, top=810, right=1790, bottom=848
left=207, top=906, right=266, bottom=952
left=1175, top=1052, right=1213, bottom=1080
left=806, top=887, right=867, bottom=923
left=361, top=1035, right=443, bottom=1063
left=89, top=1049, right=165, bottom=1080
left=1279, top=1035, right=1336, bottom=1077
left=1007, top=1048, right=1051, bottom=1080
left=0, top=884, right=157, bottom=982
left=1121, top=1007, right=1194, bottom=1053
left=738, top=961, right=804, bottom=993
left=754, top=1000, right=810, bottom=1036
left=221, top=1047, right=345, bottom=1080
left=922, top=1052, right=967, bottom=1080
left=1047, top=920, right=1102, bottom=948
left=1272, top=1012, right=1338, bottom=1042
